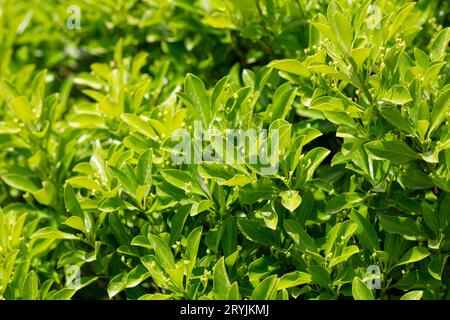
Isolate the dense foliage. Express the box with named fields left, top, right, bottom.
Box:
left=0, top=0, right=449, bottom=300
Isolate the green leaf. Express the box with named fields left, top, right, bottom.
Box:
left=379, top=106, right=413, bottom=133
left=416, top=120, right=429, bottom=141
left=65, top=177, right=102, bottom=191
left=138, top=294, right=172, bottom=300
left=422, top=204, right=439, bottom=236
left=271, top=86, right=297, bottom=122
left=109, top=213, right=132, bottom=246
left=352, top=277, right=374, bottom=300
left=64, top=184, right=84, bottom=218
left=430, top=28, right=450, bottom=60
left=325, top=221, right=357, bottom=256
left=148, top=234, right=175, bottom=270
left=414, top=48, right=429, bottom=69
left=33, top=181, right=56, bottom=206
left=69, top=114, right=107, bottom=129
left=400, top=290, right=423, bottom=300
left=99, top=96, right=121, bottom=118
left=351, top=47, right=371, bottom=69
left=63, top=216, right=87, bottom=235
left=251, top=275, right=278, bottom=300
left=365, top=140, right=418, bottom=164
left=211, top=75, right=230, bottom=110
left=299, top=147, right=330, bottom=183
left=269, top=118, right=292, bottom=153
left=140, top=255, right=168, bottom=289
left=11, top=213, right=28, bottom=247
left=1, top=249, right=19, bottom=291
left=284, top=219, right=316, bottom=253
left=329, top=245, right=360, bottom=267
left=108, top=165, right=138, bottom=197
left=184, top=73, right=211, bottom=126
left=429, top=89, right=450, bottom=135
left=258, top=205, right=278, bottom=230
left=52, top=289, right=77, bottom=300
left=394, top=270, right=442, bottom=291
left=310, top=21, right=336, bottom=43
left=248, top=256, right=273, bottom=285
left=379, top=215, right=423, bottom=237
left=185, top=226, right=203, bottom=279
left=386, top=3, right=416, bottom=40
left=39, top=279, right=54, bottom=300
left=107, top=272, right=128, bottom=298
left=99, top=197, right=137, bottom=213
left=237, top=219, right=278, bottom=247
left=22, top=271, right=39, bottom=300
left=325, top=193, right=364, bottom=215
left=382, top=85, right=412, bottom=105
left=227, top=282, right=240, bottom=300
left=30, top=227, right=80, bottom=241
left=400, top=169, right=435, bottom=190
left=310, top=96, right=352, bottom=112
left=10, top=96, right=34, bottom=125
left=268, top=59, right=309, bottom=77
left=425, top=61, right=446, bottom=87
left=1, top=174, right=39, bottom=193
left=428, top=254, right=448, bottom=280
left=239, top=178, right=278, bottom=205
left=221, top=217, right=237, bottom=257
left=127, top=265, right=150, bottom=288
left=308, top=264, right=330, bottom=288
left=218, top=174, right=253, bottom=186
left=170, top=205, right=190, bottom=244
left=280, top=190, right=302, bottom=213
left=395, top=247, right=430, bottom=267
left=190, top=200, right=214, bottom=216
left=121, top=114, right=157, bottom=139
left=131, top=235, right=152, bottom=248
left=323, top=111, right=355, bottom=127
left=136, top=148, right=153, bottom=186
left=332, top=12, right=352, bottom=52
left=349, top=210, right=379, bottom=250
left=0, top=78, right=20, bottom=102
left=161, top=169, right=205, bottom=196
left=278, top=271, right=312, bottom=290
left=213, top=257, right=231, bottom=300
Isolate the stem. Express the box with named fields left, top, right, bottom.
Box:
left=295, top=0, right=307, bottom=19
left=318, top=74, right=364, bottom=111
left=348, top=56, right=373, bottom=104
